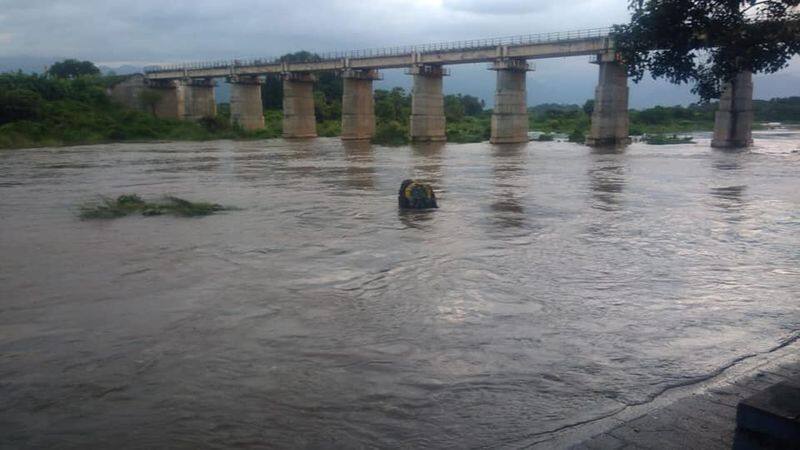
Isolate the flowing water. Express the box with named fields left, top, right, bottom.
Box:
left=1, top=132, right=799, bottom=448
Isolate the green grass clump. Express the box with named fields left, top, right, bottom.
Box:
left=80, top=194, right=230, bottom=219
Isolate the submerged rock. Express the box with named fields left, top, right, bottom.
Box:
left=398, top=179, right=438, bottom=210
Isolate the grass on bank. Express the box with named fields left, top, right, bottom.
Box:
left=79, top=194, right=231, bottom=219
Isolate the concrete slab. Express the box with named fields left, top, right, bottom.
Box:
left=736, top=381, right=800, bottom=444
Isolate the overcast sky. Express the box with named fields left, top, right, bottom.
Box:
left=2, top=0, right=797, bottom=106
left=1, top=0, right=630, bottom=62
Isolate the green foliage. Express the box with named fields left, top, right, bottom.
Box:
left=614, top=0, right=800, bottom=100
left=0, top=71, right=282, bottom=149
left=79, top=194, right=230, bottom=219
left=263, top=110, right=283, bottom=137
left=138, top=90, right=163, bottom=116
left=645, top=134, right=695, bottom=145
left=528, top=101, right=731, bottom=136
left=537, top=133, right=555, bottom=142
left=582, top=99, right=595, bottom=116
left=446, top=116, right=490, bottom=143
left=374, top=87, right=412, bottom=124
left=753, top=96, right=800, bottom=122
left=444, top=94, right=466, bottom=121
left=0, top=89, right=43, bottom=124
left=373, top=120, right=409, bottom=146
left=568, top=128, right=586, bottom=143
left=261, top=75, right=283, bottom=110
left=47, top=59, right=100, bottom=79
left=317, top=120, right=341, bottom=137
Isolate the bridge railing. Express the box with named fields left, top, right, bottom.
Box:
left=144, top=27, right=613, bottom=74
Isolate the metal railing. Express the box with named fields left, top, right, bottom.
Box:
left=145, top=27, right=613, bottom=74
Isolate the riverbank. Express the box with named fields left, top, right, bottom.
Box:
left=536, top=337, right=800, bottom=449
left=2, top=71, right=799, bottom=150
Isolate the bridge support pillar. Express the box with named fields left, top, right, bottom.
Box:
left=229, top=75, right=264, bottom=131
left=146, top=80, right=185, bottom=119
left=282, top=73, right=317, bottom=138
left=711, top=72, right=753, bottom=148
left=183, top=78, right=216, bottom=121
left=587, top=54, right=630, bottom=147
left=341, top=69, right=380, bottom=140
left=409, top=65, right=447, bottom=142
left=490, top=59, right=530, bottom=144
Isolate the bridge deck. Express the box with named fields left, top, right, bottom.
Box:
left=145, top=28, right=613, bottom=80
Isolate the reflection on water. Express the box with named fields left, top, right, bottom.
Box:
left=343, top=140, right=376, bottom=191
left=588, top=151, right=626, bottom=212
left=1, top=135, right=799, bottom=448
left=489, top=144, right=527, bottom=229
left=410, top=142, right=445, bottom=185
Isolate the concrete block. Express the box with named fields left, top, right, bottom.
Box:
left=183, top=79, right=216, bottom=121
left=736, top=381, right=800, bottom=444
left=230, top=77, right=264, bottom=131
left=409, top=65, right=446, bottom=142
left=341, top=72, right=376, bottom=140
left=490, top=60, right=528, bottom=144
left=282, top=75, right=316, bottom=138
left=587, top=58, right=630, bottom=147
left=712, top=71, right=753, bottom=148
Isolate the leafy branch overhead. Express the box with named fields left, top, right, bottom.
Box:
left=613, top=0, right=800, bottom=100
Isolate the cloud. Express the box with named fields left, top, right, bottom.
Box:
left=442, top=0, right=584, bottom=15
left=0, top=0, right=626, bottom=61
left=0, top=0, right=796, bottom=103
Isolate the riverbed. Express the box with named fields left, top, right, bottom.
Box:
left=1, top=132, right=799, bottom=447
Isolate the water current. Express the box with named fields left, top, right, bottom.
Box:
left=1, top=132, right=799, bottom=447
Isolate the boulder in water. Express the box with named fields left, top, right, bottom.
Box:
left=398, top=179, right=438, bottom=209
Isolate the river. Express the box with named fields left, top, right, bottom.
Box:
left=1, top=132, right=799, bottom=448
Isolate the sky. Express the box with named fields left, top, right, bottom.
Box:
left=1, top=0, right=798, bottom=107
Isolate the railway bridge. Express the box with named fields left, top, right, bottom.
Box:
left=114, top=28, right=751, bottom=147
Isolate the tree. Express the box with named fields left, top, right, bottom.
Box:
left=614, top=1, right=800, bottom=100
left=0, top=89, right=42, bottom=124
left=459, top=94, right=485, bottom=116
left=47, top=59, right=100, bottom=79
left=444, top=94, right=465, bottom=121
left=583, top=99, right=595, bottom=116
left=138, top=90, right=163, bottom=116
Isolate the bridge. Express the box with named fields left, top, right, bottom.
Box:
left=111, top=27, right=752, bottom=147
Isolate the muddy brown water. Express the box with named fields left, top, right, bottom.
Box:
left=1, top=133, right=799, bottom=448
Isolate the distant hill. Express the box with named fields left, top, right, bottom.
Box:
left=0, top=56, right=60, bottom=74
left=98, top=65, right=143, bottom=76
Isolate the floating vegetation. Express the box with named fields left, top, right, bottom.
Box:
left=79, top=194, right=230, bottom=219
left=645, top=134, right=695, bottom=145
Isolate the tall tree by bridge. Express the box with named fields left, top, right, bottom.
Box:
left=614, top=0, right=800, bottom=100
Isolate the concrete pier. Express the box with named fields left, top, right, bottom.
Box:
left=490, top=59, right=530, bottom=144
left=586, top=53, right=630, bottom=147
left=147, top=80, right=185, bottom=119
left=409, top=65, right=447, bottom=142
left=341, top=69, right=380, bottom=140
left=282, top=72, right=317, bottom=138
left=229, top=75, right=265, bottom=131
left=711, top=71, right=754, bottom=148
left=182, top=78, right=217, bottom=121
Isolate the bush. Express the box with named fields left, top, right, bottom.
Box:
left=568, top=128, right=586, bottom=143
left=0, top=89, right=43, bottom=124
left=537, top=133, right=555, bottom=142
left=372, top=120, right=409, bottom=146
left=317, top=120, right=341, bottom=137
